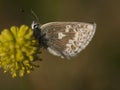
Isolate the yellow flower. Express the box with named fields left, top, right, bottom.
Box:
left=0, top=25, right=40, bottom=78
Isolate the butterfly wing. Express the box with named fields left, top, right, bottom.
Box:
left=40, top=22, right=96, bottom=59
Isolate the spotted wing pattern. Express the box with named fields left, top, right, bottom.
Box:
left=40, top=22, right=96, bottom=59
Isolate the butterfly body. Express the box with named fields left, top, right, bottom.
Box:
left=32, top=21, right=96, bottom=59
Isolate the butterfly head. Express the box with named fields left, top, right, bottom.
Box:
left=31, top=21, right=42, bottom=39
left=31, top=21, right=40, bottom=30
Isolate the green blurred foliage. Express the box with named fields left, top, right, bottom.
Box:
left=0, top=0, right=120, bottom=90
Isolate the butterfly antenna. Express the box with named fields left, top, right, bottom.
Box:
left=20, top=9, right=39, bottom=21
left=31, top=9, right=39, bottom=23
left=20, top=9, right=40, bottom=26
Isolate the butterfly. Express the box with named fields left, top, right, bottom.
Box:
left=31, top=21, right=96, bottom=59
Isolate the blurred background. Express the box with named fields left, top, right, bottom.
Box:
left=0, top=0, right=120, bottom=90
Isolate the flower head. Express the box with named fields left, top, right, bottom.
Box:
left=0, top=25, right=40, bottom=78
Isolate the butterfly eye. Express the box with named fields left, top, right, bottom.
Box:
left=33, top=24, right=38, bottom=29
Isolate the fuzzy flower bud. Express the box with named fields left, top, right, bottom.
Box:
left=0, top=25, right=40, bottom=78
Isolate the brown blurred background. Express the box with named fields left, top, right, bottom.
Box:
left=0, top=0, right=120, bottom=90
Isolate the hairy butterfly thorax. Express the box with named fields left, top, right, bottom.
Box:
left=31, top=21, right=48, bottom=48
